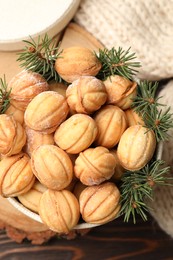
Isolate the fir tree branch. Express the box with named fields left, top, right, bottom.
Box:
left=132, top=80, right=173, bottom=142
left=17, top=34, right=63, bottom=82
left=95, top=47, right=141, bottom=80
left=0, top=75, right=11, bottom=114
left=144, top=107, right=173, bottom=142
left=120, top=160, right=170, bottom=223
left=131, top=81, right=162, bottom=114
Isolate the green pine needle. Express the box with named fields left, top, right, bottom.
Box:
left=95, top=47, right=141, bottom=80
left=17, top=34, right=63, bottom=82
left=120, top=160, right=170, bottom=223
left=132, top=80, right=173, bottom=142
left=144, top=107, right=173, bottom=142
left=0, top=75, right=11, bottom=114
left=132, top=81, right=163, bottom=114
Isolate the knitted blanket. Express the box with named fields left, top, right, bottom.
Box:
left=74, top=0, right=173, bottom=237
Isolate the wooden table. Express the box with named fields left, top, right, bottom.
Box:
left=0, top=214, right=173, bottom=260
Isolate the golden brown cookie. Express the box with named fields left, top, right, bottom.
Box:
left=18, top=181, right=47, bottom=213
left=0, top=153, right=35, bottom=197
left=24, top=91, right=69, bottom=134
left=0, top=114, right=26, bottom=156
left=66, top=76, right=107, bottom=114
left=5, top=103, right=24, bottom=125
left=31, top=145, right=73, bottom=190
left=125, top=108, right=144, bottom=127
left=24, top=126, right=54, bottom=156
left=39, top=189, right=80, bottom=234
left=103, top=75, right=137, bottom=109
left=117, top=125, right=156, bottom=170
left=94, top=105, right=127, bottom=148
left=73, top=181, right=87, bottom=201
left=109, top=149, right=125, bottom=181
left=54, top=114, right=98, bottom=154
left=49, top=81, right=67, bottom=97
left=8, top=70, right=49, bottom=111
left=79, top=182, right=120, bottom=224
left=74, top=146, right=116, bottom=185
left=55, top=46, right=102, bottom=83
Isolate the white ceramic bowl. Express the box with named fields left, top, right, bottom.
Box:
left=0, top=0, right=80, bottom=51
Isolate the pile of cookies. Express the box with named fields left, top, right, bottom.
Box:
left=0, top=46, right=156, bottom=234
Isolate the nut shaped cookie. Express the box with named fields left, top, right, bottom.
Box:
left=0, top=153, right=35, bottom=197
left=74, top=146, right=116, bottom=185
left=0, top=114, right=26, bottom=156
left=5, top=103, right=24, bottom=125
left=66, top=76, right=107, bottom=114
left=8, top=70, right=49, bottom=111
left=55, top=46, right=102, bottom=83
left=31, top=145, right=73, bottom=190
left=94, top=105, right=127, bottom=148
left=39, top=189, right=80, bottom=234
left=117, top=125, right=156, bottom=170
left=49, top=82, right=67, bottom=97
left=24, top=91, right=69, bottom=134
left=24, top=126, right=54, bottom=156
left=109, top=149, right=125, bottom=181
left=104, top=75, right=137, bottom=109
left=73, top=181, right=87, bottom=200
left=79, top=182, right=120, bottom=224
left=54, top=114, right=98, bottom=154
left=125, top=108, right=144, bottom=127
left=18, top=181, right=47, bottom=213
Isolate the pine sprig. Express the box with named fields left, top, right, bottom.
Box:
left=95, top=47, right=141, bottom=80
left=17, top=34, right=62, bottom=82
left=0, top=75, right=11, bottom=114
left=132, top=81, right=162, bottom=114
left=120, top=160, right=170, bottom=223
left=132, top=80, right=173, bottom=142
left=144, top=107, right=173, bottom=142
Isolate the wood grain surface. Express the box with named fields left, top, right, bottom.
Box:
left=0, top=215, right=173, bottom=260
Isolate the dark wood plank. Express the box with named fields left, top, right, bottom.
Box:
left=0, top=215, right=172, bottom=260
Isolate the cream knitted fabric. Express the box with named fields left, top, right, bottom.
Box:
left=147, top=80, right=173, bottom=237
left=74, top=0, right=173, bottom=80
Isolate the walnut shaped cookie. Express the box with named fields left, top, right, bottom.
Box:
left=79, top=182, right=120, bottom=224
left=55, top=46, right=102, bottom=83
left=54, top=114, right=98, bottom=154
left=0, top=114, right=26, bottom=156
left=8, top=70, right=49, bottom=111
left=66, top=76, right=107, bottom=114
left=24, top=91, right=69, bottom=134
left=0, top=153, right=35, bottom=197
left=39, top=189, right=80, bottom=234
left=31, top=145, right=73, bottom=190
left=74, top=146, right=116, bottom=185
